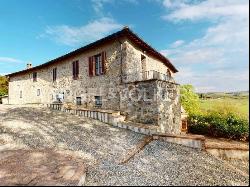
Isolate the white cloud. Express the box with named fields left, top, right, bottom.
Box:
left=175, top=67, right=249, bottom=93
left=41, top=17, right=123, bottom=46
left=91, top=0, right=112, bottom=14
left=170, top=40, right=185, bottom=48
left=91, top=0, right=138, bottom=15
left=162, top=0, right=191, bottom=9
left=160, top=0, right=249, bottom=92
left=163, top=0, right=249, bottom=21
left=168, top=48, right=225, bottom=64
left=0, top=57, right=23, bottom=64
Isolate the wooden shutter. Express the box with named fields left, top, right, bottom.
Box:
left=55, top=68, right=57, bottom=81
left=53, top=68, right=57, bottom=82
left=93, top=56, right=95, bottom=76
left=72, top=62, right=75, bottom=79
left=89, top=57, right=93, bottom=76
left=53, top=69, right=54, bottom=81
left=76, top=61, right=79, bottom=78
left=33, top=72, right=37, bottom=82
left=101, top=51, right=106, bottom=74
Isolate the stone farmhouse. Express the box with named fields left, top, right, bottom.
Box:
left=7, top=27, right=182, bottom=134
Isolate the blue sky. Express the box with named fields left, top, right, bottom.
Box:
left=0, top=0, right=249, bottom=92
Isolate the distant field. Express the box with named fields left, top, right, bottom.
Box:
left=200, top=97, right=249, bottom=119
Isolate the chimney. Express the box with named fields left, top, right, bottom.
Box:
left=123, top=26, right=129, bottom=30
left=26, top=63, right=32, bottom=69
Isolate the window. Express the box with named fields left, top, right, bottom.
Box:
left=56, top=93, right=64, bottom=103
left=89, top=51, right=106, bottom=76
left=95, top=96, right=102, bottom=107
left=37, top=89, right=40, bottom=96
left=72, top=60, right=79, bottom=79
left=53, top=68, right=57, bottom=82
left=76, top=97, right=82, bottom=105
left=141, top=55, right=147, bottom=77
left=33, top=72, right=37, bottom=82
left=95, top=54, right=102, bottom=76
left=20, top=91, right=22, bottom=98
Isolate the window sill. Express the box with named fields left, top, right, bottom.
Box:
left=95, top=105, right=102, bottom=108
left=90, top=73, right=105, bottom=78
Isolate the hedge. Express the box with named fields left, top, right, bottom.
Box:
left=188, top=113, right=249, bottom=141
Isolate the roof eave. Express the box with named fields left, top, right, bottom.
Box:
left=7, top=27, right=178, bottom=76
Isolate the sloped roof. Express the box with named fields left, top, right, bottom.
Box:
left=7, top=27, right=178, bottom=77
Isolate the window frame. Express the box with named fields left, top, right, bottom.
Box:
left=89, top=51, right=106, bottom=77
left=95, top=96, right=102, bottom=107
left=72, top=60, right=79, bottom=80
left=94, top=54, right=102, bottom=76
left=76, top=97, right=82, bottom=105
left=53, top=68, right=57, bottom=82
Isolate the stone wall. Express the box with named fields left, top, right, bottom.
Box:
left=8, top=40, right=127, bottom=110
left=120, top=80, right=159, bottom=124
left=119, top=79, right=181, bottom=134
left=156, top=81, right=181, bottom=134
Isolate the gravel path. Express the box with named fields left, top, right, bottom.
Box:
left=0, top=105, right=249, bottom=186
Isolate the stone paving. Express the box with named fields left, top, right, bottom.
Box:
left=0, top=149, right=86, bottom=186
left=0, top=105, right=249, bottom=186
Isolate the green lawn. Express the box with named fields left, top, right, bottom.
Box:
left=200, top=97, right=249, bottom=119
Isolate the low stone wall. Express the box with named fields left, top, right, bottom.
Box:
left=48, top=104, right=124, bottom=125
left=205, top=146, right=249, bottom=160
left=114, top=121, right=159, bottom=135
left=48, top=104, right=160, bottom=135
left=154, top=134, right=206, bottom=149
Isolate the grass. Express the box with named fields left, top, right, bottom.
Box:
left=200, top=97, right=249, bottom=120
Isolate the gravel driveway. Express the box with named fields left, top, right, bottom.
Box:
left=0, top=105, right=249, bottom=186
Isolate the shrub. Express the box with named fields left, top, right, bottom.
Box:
left=180, top=85, right=200, bottom=115
left=188, top=113, right=249, bottom=141
left=0, top=76, right=8, bottom=96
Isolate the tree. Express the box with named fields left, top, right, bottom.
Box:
left=180, top=84, right=200, bottom=115
left=0, top=76, right=8, bottom=96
